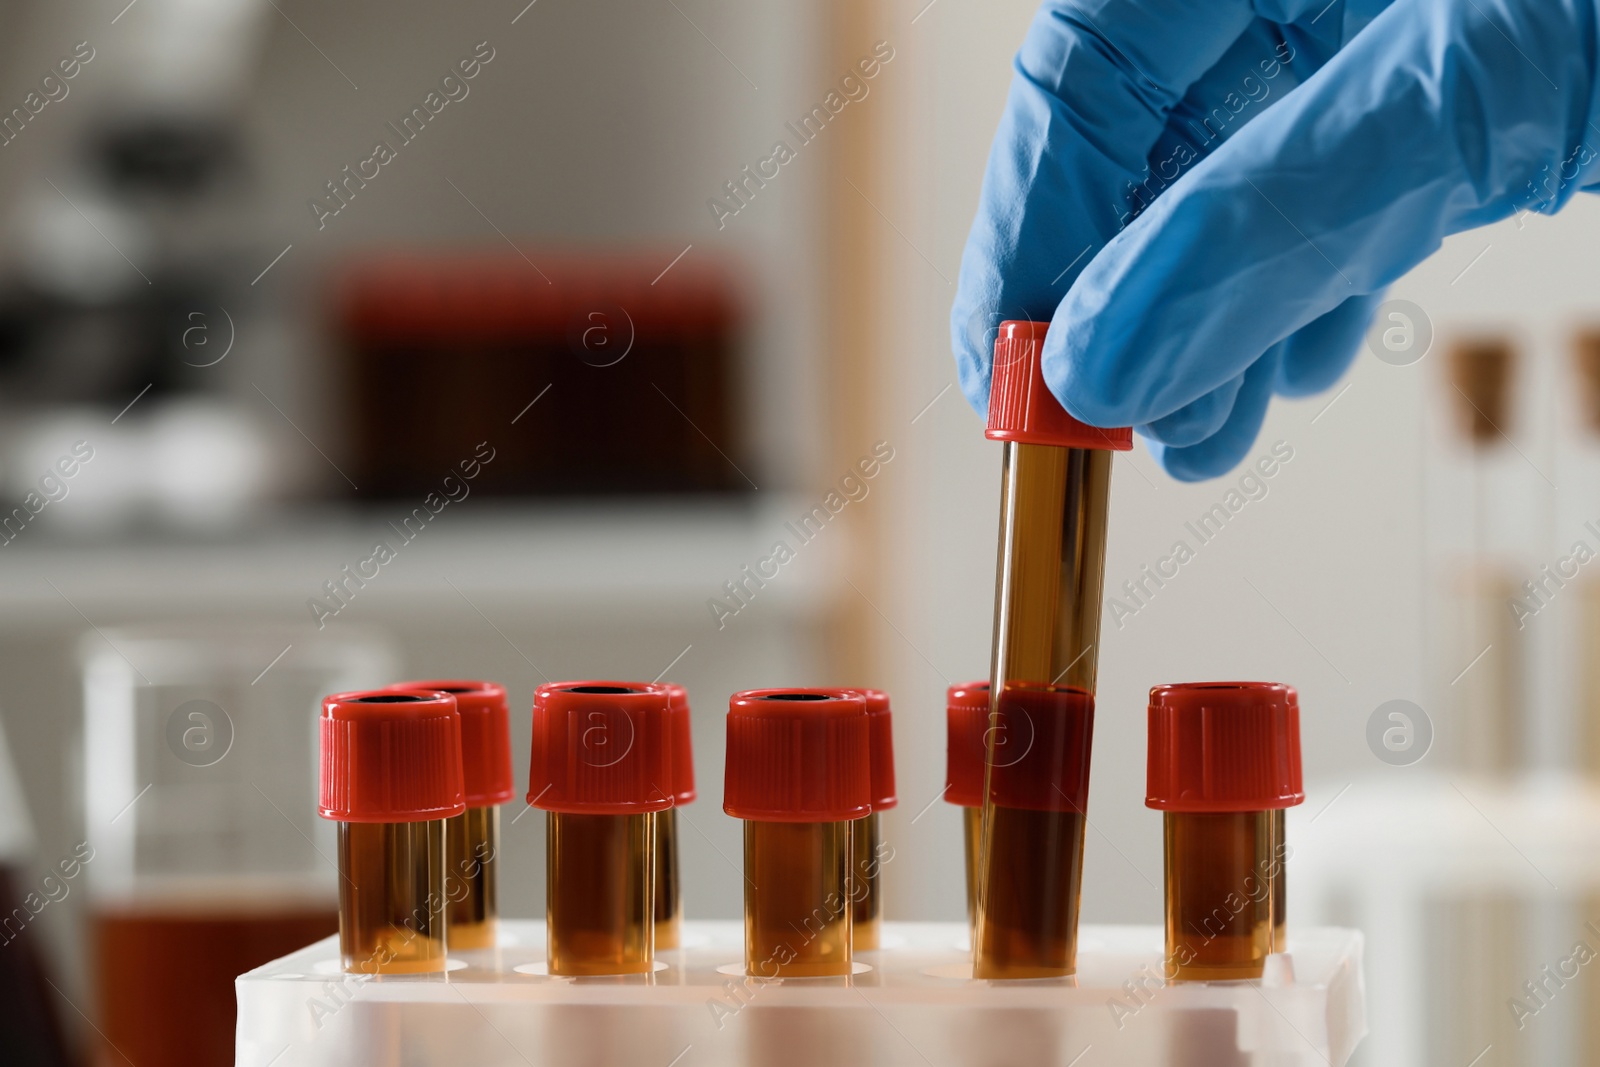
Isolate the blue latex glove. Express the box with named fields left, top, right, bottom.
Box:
left=952, top=0, right=1600, bottom=480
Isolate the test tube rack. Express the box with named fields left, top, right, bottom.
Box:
left=236, top=921, right=1366, bottom=1066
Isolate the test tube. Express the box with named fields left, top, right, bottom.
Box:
left=944, top=681, right=989, bottom=936
left=527, top=681, right=672, bottom=976
left=724, top=689, right=871, bottom=978
left=850, top=688, right=896, bottom=950
left=388, top=680, right=514, bottom=950
left=1443, top=338, right=1524, bottom=773
left=1146, top=682, right=1304, bottom=981
left=975, top=320, right=1130, bottom=979
left=318, top=690, right=465, bottom=975
left=655, top=682, right=696, bottom=950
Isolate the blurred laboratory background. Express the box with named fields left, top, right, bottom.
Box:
left=2, top=1, right=1599, bottom=1065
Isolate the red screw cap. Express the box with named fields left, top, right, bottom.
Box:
left=945, top=681, right=990, bottom=808
left=724, top=689, right=871, bottom=823
left=527, top=682, right=675, bottom=815
left=1146, top=682, right=1305, bottom=812
left=986, top=321, right=1133, bottom=450
left=388, top=679, right=515, bottom=807
left=319, top=690, right=466, bottom=823
left=852, top=688, right=897, bottom=811
left=985, top=684, right=1096, bottom=813
left=665, top=683, right=696, bottom=806
left=528, top=684, right=672, bottom=819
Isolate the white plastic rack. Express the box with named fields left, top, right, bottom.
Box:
left=237, top=920, right=1365, bottom=1066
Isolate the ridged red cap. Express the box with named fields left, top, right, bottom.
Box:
left=985, top=684, right=1095, bottom=813
left=1146, top=682, right=1305, bottom=812
left=724, top=689, right=871, bottom=822
left=527, top=682, right=674, bottom=815
left=319, top=690, right=466, bottom=823
left=853, top=688, right=897, bottom=811
left=386, top=680, right=515, bottom=807
left=945, top=681, right=990, bottom=808
left=986, top=321, right=1133, bottom=450
left=666, top=683, right=696, bottom=805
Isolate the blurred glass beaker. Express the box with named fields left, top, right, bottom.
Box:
left=79, top=624, right=396, bottom=1067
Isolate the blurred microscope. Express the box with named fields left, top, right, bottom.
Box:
left=0, top=5, right=288, bottom=1067
left=0, top=0, right=290, bottom=535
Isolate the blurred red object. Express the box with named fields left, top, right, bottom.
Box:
left=334, top=249, right=747, bottom=498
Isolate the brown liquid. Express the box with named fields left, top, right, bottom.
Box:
left=546, top=812, right=654, bottom=975
left=962, top=805, right=982, bottom=939
left=1575, top=329, right=1600, bottom=433
left=976, top=807, right=1087, bottom=978
left=337, top=820, right=448, bottom=974
left=1163, top=810, right=1286, bottom=980
left=976, top=443, right=1111, bottom=979
left=851, top=811, right=881, bottom=950
left=744, top=820, right=852, bottom=977
left=446, top=805, right=499, bottom=950
left=654, top=809, right=683, bottom=950
left=1447, top=337, right=1515, bottom=444
left=93, top=901, right=337, bottom=1067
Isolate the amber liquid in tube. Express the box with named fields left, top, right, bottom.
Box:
left=744, top=821, right=853, bottom=977
left=1163, top=810, right=1286, bottom=980
left=337, top=820, right=448, bottom=974
left=975, top=444, right=1112, bottom=979
left=445, top=806, right=499, bottom=949
left=654, top=809, right=683, bottom=950
left=962, top=806, right=982, bottom=938
left=851, top=812, right=882, bottom=950
left=547, top=812, right=654, bottom=975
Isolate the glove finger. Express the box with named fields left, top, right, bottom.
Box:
left=1139, top=4, right=1411, bottom=230
left=1275, top=291, right=1384, bottom=397
left=1134, top=18, right=1333, bottom=230
left=1141, top=371, right=1246, bottom=447
left=952, top=0, right=1343, bottom=415
left=1043, top=0, right=1600, bottom=431
left=1151, top=344, right=1282, bottom=482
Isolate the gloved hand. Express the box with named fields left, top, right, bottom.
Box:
left=952, top=0, right=1600, bottom=480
